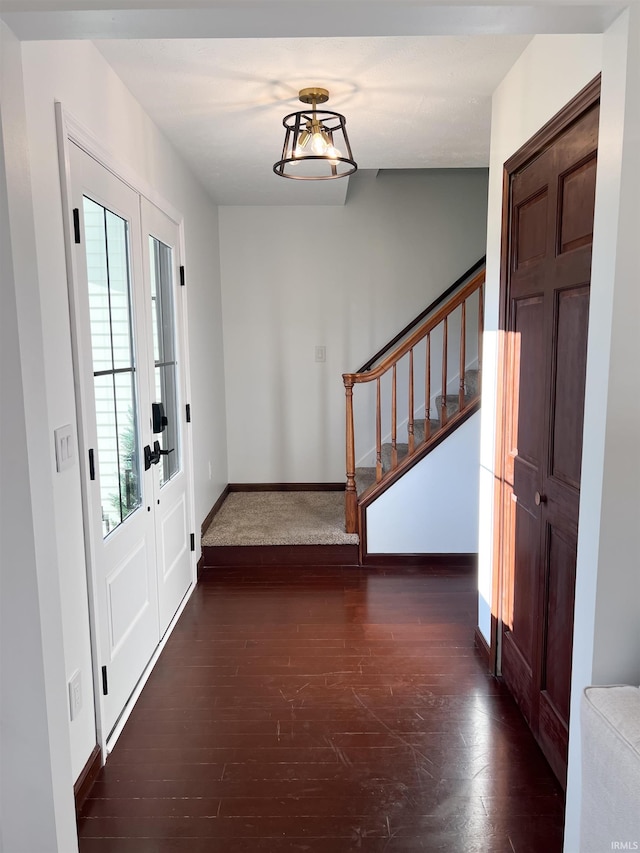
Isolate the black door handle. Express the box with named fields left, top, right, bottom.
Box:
left=145, top=442, right=174, bottom=470
left=144, top=444, right=154, bottom=470
left=145, top=443, right=162, bottom=469
left=153, top=440, right=174, bottom=459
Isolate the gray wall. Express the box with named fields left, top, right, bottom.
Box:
left=220, top=168, right=488, bottom=483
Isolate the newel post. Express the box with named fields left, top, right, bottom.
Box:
left=343, top=375, right=358, bottom=535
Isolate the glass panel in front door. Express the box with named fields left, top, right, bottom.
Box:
left=149, top=236, right=180, bottom=488
left=83, top=197, right=142, bottom=537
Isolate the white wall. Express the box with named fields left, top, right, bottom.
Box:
left=19, top=39, right=227, bottom=781
left=586, top=4, right=640, bottom=695
left=366, top=410, right=480, bottom=553
left=570, top=8, right=640, bottom=850
left=219, top=168, right=488, bottom=483
left=0, top=22, right=78, bottom=853
left=478, top=19, right=640, bottom=852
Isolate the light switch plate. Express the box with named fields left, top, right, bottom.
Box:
left=315, top=346, right=326, bottom=363
left=54, top=424, right=74, bottom=472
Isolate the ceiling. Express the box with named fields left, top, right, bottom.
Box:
left=3, top=1, right=622, bottom=207
left=96, top=35, right=532, bottom=204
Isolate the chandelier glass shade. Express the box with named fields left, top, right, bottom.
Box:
left=273, top=87, right=357, bottom=180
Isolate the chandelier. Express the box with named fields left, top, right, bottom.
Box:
left=273, top=87, right=357, bottom=181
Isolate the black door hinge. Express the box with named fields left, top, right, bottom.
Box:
left=179, top=265, right=185, bottom=287
left=185, top=403, right=191, bottom=423
left=101, top=665, right=108, bottom=696
left=88, top=448, right=95, bottom=480
left=73, top=208, right=81, bottom=244
left=190, top=533, right=195, bottom=552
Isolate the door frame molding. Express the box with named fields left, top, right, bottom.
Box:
left=55, top=102, right=197, bottom=762
left=491, top=74, right=601, bottom=675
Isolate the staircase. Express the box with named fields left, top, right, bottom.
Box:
left=355, top=367, right=480, bottom=496
left=343, top=260, right=485, bottom=536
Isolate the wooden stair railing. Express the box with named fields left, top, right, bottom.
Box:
left=343, top=269, right=485, bottom=534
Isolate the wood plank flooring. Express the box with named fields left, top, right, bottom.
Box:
left=78, top=564, right=564, bottom=852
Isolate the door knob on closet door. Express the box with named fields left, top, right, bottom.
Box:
left=534, top=491, right=547, bottom=506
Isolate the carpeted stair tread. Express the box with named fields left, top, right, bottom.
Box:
left=381, top=442, right=408, bottom=473
left=464, top=369, right=479, bottom=397
left=414, top=419, right=443, bottom=444
left=434, top=369, right=479, bottom=418
left=435, top=392, right=475, bottom=419
left=355, top=466, right=377, bottom=496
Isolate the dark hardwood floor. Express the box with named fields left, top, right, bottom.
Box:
left=78, top=563, right=564, bottom=852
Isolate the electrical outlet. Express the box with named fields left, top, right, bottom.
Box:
left=68, top=670, right=82, bottom=721
left=315, top=345, right=326, bottom=363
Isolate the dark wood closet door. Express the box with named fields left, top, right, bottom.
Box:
left=500, top=95, right=599, bottom=786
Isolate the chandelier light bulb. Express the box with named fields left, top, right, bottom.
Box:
left=311, top=131, right=327, bottom=155
left=326, top=144, right=341, bottom=165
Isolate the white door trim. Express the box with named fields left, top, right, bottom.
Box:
left=56, top=104, right=183, bottom=226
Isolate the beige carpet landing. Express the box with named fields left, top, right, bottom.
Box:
left=202, top=491, right=359, bottom=547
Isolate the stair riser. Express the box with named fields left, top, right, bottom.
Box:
left=435, top=394, right=473, bottom=420
left=381, top=443, right=407, bottom=474
left=418, top=370, right=479, bottom=427
left=464, top=370, right=479, bottom=397
left=413, top=419, right=442, bottom=445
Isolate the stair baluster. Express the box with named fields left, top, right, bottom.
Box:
left=425, top=332, right=431, bottom=442
left=391, top=364, right=398, bottom=469
left=441, top=316, right=448, bottom=426
left=478, top=282, right=484, bottom=390
left=459, top=299, right=467, bottom=413
left=408, top=348, right=415, bottom=455
left=376, top=378, right=382, bottom=483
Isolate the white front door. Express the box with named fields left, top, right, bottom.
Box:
left=141, top=199, right=192, bottom=636
left=69, top=144, right=193, bottom=737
